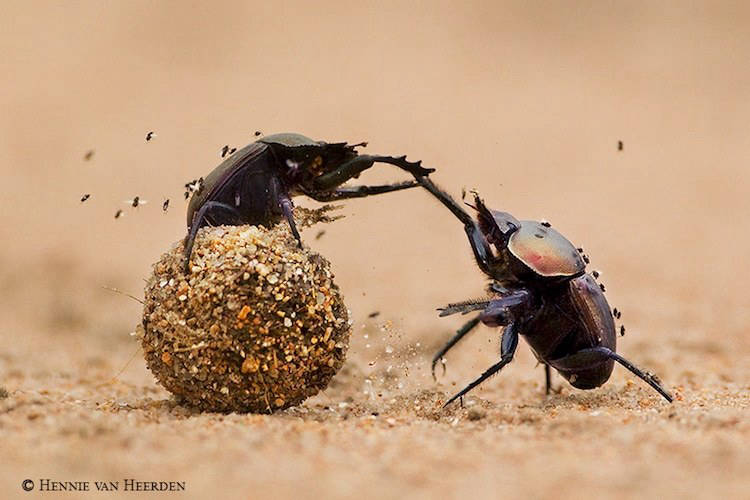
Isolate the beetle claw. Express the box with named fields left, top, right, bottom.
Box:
left=374, top=155, right=433, bottom=177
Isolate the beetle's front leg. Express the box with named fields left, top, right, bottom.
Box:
left=368, top=155, right=435, bottom=177
left=478, top=289, right=532, bottom=327
left=307, top=180, right=420, bottom=201
left=312, top=155, right=434, bottom=191
left=313, top=156, right=374, bottom=190
left=443, top=321, right=520, bottom=407
left=413, top=176, right=496, bottom=274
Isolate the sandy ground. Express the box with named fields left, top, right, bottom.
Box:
left=1, top=2, right=749, bottom=499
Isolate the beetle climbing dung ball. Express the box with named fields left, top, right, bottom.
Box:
left=138, top=224, right=351, bottom=413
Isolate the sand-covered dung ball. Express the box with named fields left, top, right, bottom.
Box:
left=138, top=224, right=351, bottom=413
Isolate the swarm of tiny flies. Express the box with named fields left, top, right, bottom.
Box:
left=138, top=221, right=350, bottom=413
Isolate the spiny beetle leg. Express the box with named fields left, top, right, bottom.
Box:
left=184, top=201, right=241, bottom=273
left=478, top=290, right=532, bottom=328
left=444, top=322, right=520, bottom=407
left=549, top=347, right=673, bottom=403
left=415, top=176, right=475, bottom=226
left=431, top=316, right=481, bottom=380
left=309, top=180, right=420, bottom=201
left=437, top=299, right=491, bottom=317
left=415, top=176, right=495, bottom=275
left=369, top=155, right=434, bottom=177
left=278, top=194, right=302, bottom=248
left=313, top=156, right=376, bottom=190
left=313, top=155, right=433, bottom=192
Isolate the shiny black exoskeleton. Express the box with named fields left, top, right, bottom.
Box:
left=412, top=175, right=672, bottom=406
left=184, top=133, right=433, bottom=271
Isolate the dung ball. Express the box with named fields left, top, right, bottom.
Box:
left=138, top=224, right=351, bottom=413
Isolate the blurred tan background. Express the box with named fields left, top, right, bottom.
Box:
left=1, top=1, right=748, bottom=499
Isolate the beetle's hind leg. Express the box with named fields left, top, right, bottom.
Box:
left=431, top=316, right=481, bottom=380
left=184, top=201, right=241, bottom=273
left=549, top=347, right=673, bottom=403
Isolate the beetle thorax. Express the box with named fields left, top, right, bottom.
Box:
left=507, top=221, right=585, bottom=279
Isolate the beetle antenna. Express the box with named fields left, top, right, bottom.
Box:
left=101, top=286, right=144, bottom=304
left=96, top=346, right=141, bottom=387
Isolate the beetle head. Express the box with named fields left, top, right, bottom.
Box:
left=261, top=133, right=318, bottom=149
left=316, top=140, right=363, bottom=171
left=259, top=134, right=339, bottom=183
left=289, top=140, right=365, bottom=189
left=468, top=192, right=520, bottom=251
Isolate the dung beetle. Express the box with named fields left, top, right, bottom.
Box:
left=412, top=176, right=673, bottom=406
left=184, top=132, right=433, bottom=272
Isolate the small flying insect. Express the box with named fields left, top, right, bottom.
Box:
left=80, top=194, right=90, bottom=202
left=163, top=199, right=170, bottom=212
left=618, top=140, right=623, bottom=151
left=126, top=196, right=146, bottom=208
left=254, top=131, right=262, bottom=137
left=114, top=209, right=123, bottom=219
left=146, top=131, right=155, bottom=141
left=84, top=150, right=94, bottom=161
left=184, top=178, right=204, bottom=198
left=221, top=145, right=230, bottom=158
